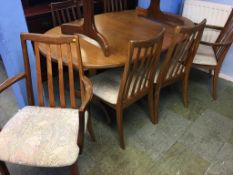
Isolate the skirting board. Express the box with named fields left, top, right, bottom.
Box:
left=219, top=73, right=233, bottom=83
left=195, top=67, right=233, bottom=83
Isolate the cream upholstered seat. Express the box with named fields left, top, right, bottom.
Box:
left=91, top=68, right=150, bottom=105
left=0, top=106, right=82, bottom=167
left=91, top=68, right=123, bottom=105
left=193, top=44, right=217, bottom=66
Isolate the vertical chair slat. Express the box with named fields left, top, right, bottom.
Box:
left=61, top=9, right=66, bottom=23
left=71, top=7, right=77, bottom=20
left=139, top=47, right=152, bottom=90
left=66, top=43, right=76, bottom=109
left=73, top=37, right=85, bottom=102
left=66, top=8, right=72, bottom=22
left=20, top=39, right=35, bottom=106
left=57, top=44, right=66, bottom=108
left=34, top=42, right=44, bottom=106
left=56, top=10, right=62, bottom=25
left=141, top=47, right=154, bottom=88
left=130, top=47, right=149, bottom=96
left=124, top=47, right=141, bottom=99
left=46, top=44, right=55, bottom=107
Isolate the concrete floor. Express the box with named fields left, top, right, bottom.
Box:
left=0, top=59, right=233, bottom=175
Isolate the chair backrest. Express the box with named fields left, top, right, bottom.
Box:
left=157, top=19, right=206, bottom=86
left=214, top=9, right=233, bottom=64
left=20, top=33, right=85, bottom=109
left=50, top=0, right=82, bottom=27
left=104, top=0, right=127, bottom=13
left=117, top=29, right=165, bottom=106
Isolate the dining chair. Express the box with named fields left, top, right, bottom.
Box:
left=0, top=33, right=95, bottom=175
left=192, top=10, right=233, bottom=100
left=90, top=29, right=165, bottom=149
left=152, top=20, right=206, bottom=124
left=50, top=0, right=82, bottom=27
left=103, top=0, right=127, bottom=13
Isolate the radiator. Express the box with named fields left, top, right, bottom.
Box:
left=182, top=0, right=232, bottom=42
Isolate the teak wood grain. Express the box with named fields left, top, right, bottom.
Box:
left=42, top=10, right=193, bottom=69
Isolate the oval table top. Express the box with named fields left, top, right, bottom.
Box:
left=42, top=10, right=193, bottom=69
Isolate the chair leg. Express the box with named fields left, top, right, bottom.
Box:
left=70, top=162, right=80, bottom=175
left=153, top=86, right=161, bottom=124
left=116, top=107, right=125, bottom=149
left=208, top=69, right=212, bottom=78
left=148, top=90, right=155, bottom=123
left=93, top=98, right=111, bottom=124
left=182, top=74, right=189, bottom=108
left=87, top=107, right=96, bottom=142
left=212, top=69, right=219, bottom=100
left=0, top=161, right=10, bottom=175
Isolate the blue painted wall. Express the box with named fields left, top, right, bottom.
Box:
left=138, top=0, right=183, bottom=14
left=0, top=0, right=37, bottom=108
left=138, top=0, right=233, bottom=78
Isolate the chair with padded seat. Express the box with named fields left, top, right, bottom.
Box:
left=152, top=20, right=206, bottom=124
left=50, top=0, right=82, bottom=27
left=0, top=33, right=95, bottom=175
left=103, top=0, right=127, bottom=13
left=91, top=29, right=165, bottom=149
left=192, top=9, right=233, bottom=100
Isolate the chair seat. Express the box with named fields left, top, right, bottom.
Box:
left=91, top=68, right=122, bottom=105
left=0, top=106, right=81, bottom=167
left=193, top=44, right=217, bottom=66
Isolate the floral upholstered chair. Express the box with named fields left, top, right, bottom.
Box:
left=0, top=33, right=95, bottom=175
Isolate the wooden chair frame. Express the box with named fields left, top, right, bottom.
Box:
left=152, top=20, right=206, bottom=124
left=50, top=0, right=82, bottom=27
left=94, top=29, right=165, bottom=149
left=0, top=33, right=95, bottom=175
left=103, top=0, right=127, bottom=13
left=192, top=10, right=233, bottom=100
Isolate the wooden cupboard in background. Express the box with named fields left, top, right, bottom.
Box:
left=21, top=0, right=137, bottom=33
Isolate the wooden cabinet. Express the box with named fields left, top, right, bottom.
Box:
left=21, top=0, right=137, bottom=33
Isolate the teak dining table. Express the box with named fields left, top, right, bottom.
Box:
left=41, top=5, right=193, bottom=69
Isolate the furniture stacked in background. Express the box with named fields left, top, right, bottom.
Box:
left=50, top=0, right=82, bottom=27
left=103, top=0, right=127, bottom=12
left=21, top=0, right=137, bottom=33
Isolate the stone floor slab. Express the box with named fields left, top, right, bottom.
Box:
left=179, top=110, right=233, bottom=161
left=204, top=143, right=233, bottom=175
left=149, top=143, right=210, bottom=175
